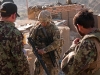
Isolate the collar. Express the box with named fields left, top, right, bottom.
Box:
left=0, top=21, right=15, bottom=26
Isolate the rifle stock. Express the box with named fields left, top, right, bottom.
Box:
left=28, top=37, right=50, bottom=75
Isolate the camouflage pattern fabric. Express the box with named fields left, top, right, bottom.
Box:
left=34, top=58, right=59, bottom=75
left=61, top=29, right=100, bottom=75
left=38, top=10, right=52, bottom=22
left=0, top=21, right=30, bottom=75
left=29, top=22, right=62, bottom=75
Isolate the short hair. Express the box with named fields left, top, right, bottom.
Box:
left=73, top=9, right=94, bottom=28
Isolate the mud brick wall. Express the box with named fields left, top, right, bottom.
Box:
left=46, top=4, right=100, bottom=31
left=93, top=14, right=100, bottom=29
left=98, top=15, right=100, bottom=29
left=46, top=4, right=83, bottom=21
left=28, top=4, right=84, bottom=32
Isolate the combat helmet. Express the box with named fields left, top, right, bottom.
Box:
left=38, top=10, right=52, bottom=22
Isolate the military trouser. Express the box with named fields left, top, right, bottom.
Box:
left=33, top=57, right=59, bottom=75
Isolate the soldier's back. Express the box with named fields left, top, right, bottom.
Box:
left=0, top=21, right=23, bottom=75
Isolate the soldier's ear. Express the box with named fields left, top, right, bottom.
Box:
left=77, top=24, right=83, bottom=31
left=11, top=13, right=16, bottom=19
left=10, top=14, right=14, bottom=19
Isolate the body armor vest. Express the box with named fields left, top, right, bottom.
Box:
left=81, top=34, right=100, bottom=75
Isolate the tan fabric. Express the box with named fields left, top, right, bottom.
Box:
left=88, top=38, right=100, bottom=74
left=61, top=51, right=75, bottom=71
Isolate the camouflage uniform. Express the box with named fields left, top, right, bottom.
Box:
left=61, top=29, right=100, bottom=75
left=29, top=22, right=62, bottom=75
left=0, top=21, right=30, bottom=75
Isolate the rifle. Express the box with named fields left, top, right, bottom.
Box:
left=28, top=37, right=50, bottom=75
left=41, top=26, right=58, bottom=67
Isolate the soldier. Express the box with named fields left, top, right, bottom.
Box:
left=0, top=2, right=30, bottom=75
left=61, top=9, right=100, bottom=75
left=28, top=10, right=63, bottom=75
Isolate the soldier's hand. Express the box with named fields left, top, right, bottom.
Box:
left=72, top=38, right=80, bottom=44
left=38, top=49, right=46, bottom=55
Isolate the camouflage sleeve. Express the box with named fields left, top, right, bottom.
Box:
left=29, top=26, right=35, bottom=38
left=28, top=24, right=39, bottom=40
left=66, top=38, right=97, bottom=75
left=43, top=26, right=62, bottom=53
left=11, top=30, right=30, bottom=75
left=63, top=45, right=76, bottom=58
left=28, top=26, right=36, bottom=45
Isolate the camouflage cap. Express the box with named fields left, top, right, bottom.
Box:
left=38, top=10, right=52, bottom=22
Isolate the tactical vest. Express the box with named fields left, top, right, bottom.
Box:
left=80, top=34, right=100, bottom=75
